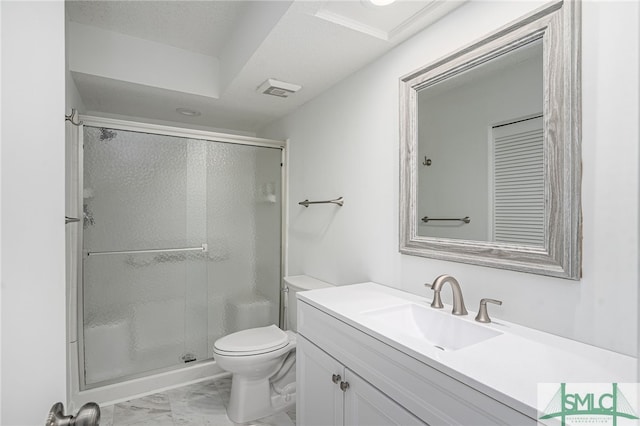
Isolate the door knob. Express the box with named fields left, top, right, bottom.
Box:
left=46, top=402, right=100, bottom=426
left=339, top=381, right=350, bottom=392
left=331, top=374, right=341, bottom=384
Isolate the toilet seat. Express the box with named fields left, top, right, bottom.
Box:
left=213, top=325, right=289, bottom=356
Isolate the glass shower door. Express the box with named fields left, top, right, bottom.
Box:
left=81, top=126, right=282, bottom=388
left=203, top=141, right=282, bottom=354
left=82, top=128, right=209, bottom=386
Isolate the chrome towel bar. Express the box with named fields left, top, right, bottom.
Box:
left=298, top=197, right=344, bottom=208
left=87, top=243, right=208, bottom=257
left=421, top=216, right=470, bottom=224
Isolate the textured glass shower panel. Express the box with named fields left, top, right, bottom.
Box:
left=81, top=126, right=282, bottom=387
left=202, top=142, right=282, bottom=356
left=82, top=127, right=208, bottom=386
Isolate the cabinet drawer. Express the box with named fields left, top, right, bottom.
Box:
left=298, top=300, right=535, bottom=425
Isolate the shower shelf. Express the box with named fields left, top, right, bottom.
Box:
left=124, top=250, right=229, bottom=268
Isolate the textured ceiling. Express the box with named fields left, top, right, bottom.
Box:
left=66, top=1, right=465, bottom=134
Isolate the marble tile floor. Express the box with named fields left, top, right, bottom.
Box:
left=99, top=377, right=296, bottom=426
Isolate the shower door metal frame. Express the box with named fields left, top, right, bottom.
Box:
left=69, top=116, right=287, bottom=400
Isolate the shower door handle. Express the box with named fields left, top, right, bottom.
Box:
left=65, top=216, right=81, bottom=224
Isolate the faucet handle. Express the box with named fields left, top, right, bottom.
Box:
left=475, top=298, right=502, bottom=323
left=426, top=282, right=443, bottom=308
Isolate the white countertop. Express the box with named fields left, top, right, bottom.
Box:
left=297, top=282, right=637, bottom=419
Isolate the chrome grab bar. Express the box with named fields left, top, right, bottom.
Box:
left=299, top=197, right=344, bottom=208
left=87, top=243, right=208, bottom=257
left=421, top=216, right=470, bottom=224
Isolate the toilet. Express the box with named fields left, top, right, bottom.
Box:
left=212, top=275, right=333, bottom=423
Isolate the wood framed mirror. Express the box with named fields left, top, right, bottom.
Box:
left=399, top=1, right=582, bottom=279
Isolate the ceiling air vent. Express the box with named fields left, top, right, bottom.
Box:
left=257, top=78, right=302, bottom=98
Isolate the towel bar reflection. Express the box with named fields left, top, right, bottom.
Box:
left=299, top=197, right=344, bottom=208
left=422, top=216, right=470, bottom=224
left=87, top=244, right=208, bottom=257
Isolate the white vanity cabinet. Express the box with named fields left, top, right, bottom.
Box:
left=296, top=297, right=536, bottom=426
left=296, top=282, right=636, bottom=426
left=297, top=334, right=425, bottom=426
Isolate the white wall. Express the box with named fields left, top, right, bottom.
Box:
left=1, top=2, right=67, bottom=425
left=261, top=1, right=639, bottom=356
left=65, top=6, right=85, bottom=406
left=0, top=3, right=3, bottom=422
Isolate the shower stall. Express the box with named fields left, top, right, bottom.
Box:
left=68, top=117, right=285, bottom=403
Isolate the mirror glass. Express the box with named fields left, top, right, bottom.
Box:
left=417, top=40, right=543, bottom=245
left=399, top=1, right=581, bottom=280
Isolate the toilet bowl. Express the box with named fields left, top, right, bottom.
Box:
left=212, top=275, right=333, bottom=423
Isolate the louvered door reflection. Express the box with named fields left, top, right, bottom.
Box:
left=492, top=116, right=545, bottom=246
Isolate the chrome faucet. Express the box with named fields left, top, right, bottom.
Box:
left=427, top=274, right=468, bottom=315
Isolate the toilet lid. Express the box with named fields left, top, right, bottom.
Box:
left=214, top=325, right=289, bottom=353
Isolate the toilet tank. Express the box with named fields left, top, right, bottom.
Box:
left=284, top=275, right=333, bottom=332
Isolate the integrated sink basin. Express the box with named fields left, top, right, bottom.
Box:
left=361, top=303, right=502, bottom=351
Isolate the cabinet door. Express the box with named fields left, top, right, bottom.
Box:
left=297, top=335, right=345, bottom=426
left=343, top=370, right=427, bottom=426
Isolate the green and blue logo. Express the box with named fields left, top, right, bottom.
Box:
left=539, top=383, right=639, bottom=425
